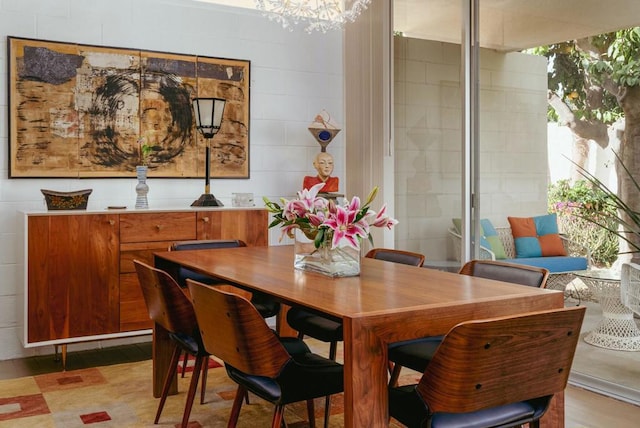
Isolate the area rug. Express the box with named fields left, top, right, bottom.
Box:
left=0, top=352, right=412, bottom=427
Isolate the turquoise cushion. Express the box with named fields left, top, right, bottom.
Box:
left=480, top=219, right=507, bottom=259
left=452, top=218, right=507, bottom=259
left=503, top=256, right=588, bottom=273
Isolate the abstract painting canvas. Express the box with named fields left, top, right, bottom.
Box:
left=8, top=37, right=250, bottom=178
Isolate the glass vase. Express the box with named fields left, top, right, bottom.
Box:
left=135, top=165, right=149, bottom=209
left=293, top=228, right=360, bottom=277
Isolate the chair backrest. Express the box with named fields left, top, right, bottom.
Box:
left=170, top=239, right=247, bottom=287
left=621, top=262, right=640, bottom=316
left=417, top=306, right=585, bottom=414
left=187, top=279, right=291, bottom=378
left=170, top=239, right=247, bottom=251
left=365, top=248, right=425, bottom=267
left=459, top=259, right=549, bottom=288
left=133, top=260, right=197, bottom=336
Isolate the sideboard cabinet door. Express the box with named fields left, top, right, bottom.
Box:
left=27, top=214, right=120, bottom=343
left=197, top=210, right=268, bottom=246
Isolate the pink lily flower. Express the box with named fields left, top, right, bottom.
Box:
left=324, top=204, right=369, bottom=249
left=366, top=204, right=398, bottom=229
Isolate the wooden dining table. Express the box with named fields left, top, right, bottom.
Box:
left=153, top=245, right=566, bottom=428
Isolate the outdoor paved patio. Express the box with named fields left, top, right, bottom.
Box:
left=567, top=291, right=640, bottom=405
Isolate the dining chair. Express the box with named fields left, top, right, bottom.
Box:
left=364, top=248, right=426, bottom=266
left=171, top=239, right=281, bottom=379
left=387, top=259, right=549, bottom=386
left=133, top=260, right=209, bottom=428
left=287, top=247, right=425, bottom=357
left=286, top=247, right=425, bottom=426
left=187, top=279, right=344, bottom=428
left=171, top=239, right=281, bottom=318
left=388, top=306, right=585, bottom=428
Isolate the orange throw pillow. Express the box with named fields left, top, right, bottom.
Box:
left=508, top=214, right=566, bottom=258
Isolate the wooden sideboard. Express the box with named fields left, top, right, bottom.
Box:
left=19, top=208, right=268, bottom=348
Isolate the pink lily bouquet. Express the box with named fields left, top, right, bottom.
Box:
left=263, top=183, right=398, bottom=251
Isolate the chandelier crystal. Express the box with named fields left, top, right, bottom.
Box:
left=255, top=0, right=371, bottom=33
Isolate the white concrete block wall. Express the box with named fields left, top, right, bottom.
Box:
left=394, top=36, right=548, bottom=260
left=0, top=2, right=551, bottom=361
left=0, top=0, right=344, bottom=360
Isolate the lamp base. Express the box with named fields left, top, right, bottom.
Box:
left=191, top=193, right=224, bottom=207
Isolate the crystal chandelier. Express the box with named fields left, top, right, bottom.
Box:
left=255, top=0, right=372, bottom=33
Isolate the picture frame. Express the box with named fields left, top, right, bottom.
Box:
left=8, top=36, right=250, bottom=179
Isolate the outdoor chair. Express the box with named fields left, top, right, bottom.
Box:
left=621, top=262, right=640, bottom=316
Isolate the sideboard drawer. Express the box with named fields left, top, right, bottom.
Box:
left=120, top=241, right=176, bottom=273
left=120, top=212, right=196, bottom=243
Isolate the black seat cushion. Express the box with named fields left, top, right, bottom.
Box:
left=286, top=307, right=343, bottom=343
left=225, top=336, right=343, bottom=405
left=251, top=291, right=281, bottom=318
left=177, top=267, right=224, bottom=287
left=169, top=331, right=207, bottom=357
left=387, top=336, right=443, bottom=373
left=389, top=384, right=550, bottom=428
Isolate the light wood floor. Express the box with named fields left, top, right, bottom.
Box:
left=1, top=342, right=639, bottom=427
left=565, top=385, right=640, bottom=427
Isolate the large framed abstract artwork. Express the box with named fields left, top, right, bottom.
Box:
left=8, top=37, right=250, bottom=178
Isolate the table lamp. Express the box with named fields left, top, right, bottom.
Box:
left=191, top=97, right=226, bottom=206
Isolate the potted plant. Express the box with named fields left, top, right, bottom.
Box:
left=137, top=136, right=153, bottom=167
left=263, top=183, right=397, bottom=277
left=576, top=151, right=640, bottom=262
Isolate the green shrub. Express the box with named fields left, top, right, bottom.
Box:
left=548, top=179, right=619, bottom=267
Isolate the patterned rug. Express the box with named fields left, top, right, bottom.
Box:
left=0, top=351, right=412, bottom=427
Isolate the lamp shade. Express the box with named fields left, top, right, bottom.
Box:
left=192, top=97, right=226, bottom=138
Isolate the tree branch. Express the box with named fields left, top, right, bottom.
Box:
left=548, top=91, right=610, bottom=148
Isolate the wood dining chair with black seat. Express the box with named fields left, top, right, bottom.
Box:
left=364, top=248, right=426, bottom=266
left=171, top=239, right=281, bottom=381
left=287, top=248, right=425, bottom=359
left=388, top=306, right=585, bottom=428
left=187, top=279, right=344, bottom=428
left=286, top=247, right=425, bottom=426
left=134, top=260, right=209, bottom=428
left=170, top=239, right=281, bottom=319
left=387, top=259, right=550, bottom=387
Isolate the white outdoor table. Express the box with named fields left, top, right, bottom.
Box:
left=574, top=269, right=640, bottom=351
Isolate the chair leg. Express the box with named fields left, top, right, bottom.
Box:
left=322, top=396, right=330, bottom=428
left=306, top=399, right=316, bottom=428
left=180, top=354, right=204, bottom=428
left=227, top=385, right=246, bottom=428
left=388, top=363, right=402, bottom=387
left=322, top=341, right=338, bottom=428
left=155, top=344, right=182, bottom=424
left=328, top=341, right=337, bottom=360
left=181, top=350, right=188, bottom=378
left=200, top=356, right=209, bottom=404
left=272, top=404, right=285, bottom=428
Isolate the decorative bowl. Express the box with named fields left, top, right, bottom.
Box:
left=41, top=189, right=92, bottom=210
